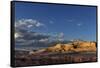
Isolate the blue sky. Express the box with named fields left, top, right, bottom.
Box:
left=14, top=2, right=97, bottom=41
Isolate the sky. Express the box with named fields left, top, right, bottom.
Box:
left=14, top=2, right=97, bottom=43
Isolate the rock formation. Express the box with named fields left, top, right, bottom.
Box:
left=45, top=41, right=96, bottom=53
left=30, top=41, right=96, bottom=55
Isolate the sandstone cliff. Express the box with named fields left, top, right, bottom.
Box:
left=45, top=41, right=96, bottom=52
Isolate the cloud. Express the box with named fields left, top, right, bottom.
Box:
left=15, top=32, right=65, bottom=47
left=58, top=32, right=64, bottom=38
left=36, top=22, right=44, bottom=27
left=15, top=18, right=46, bottom=38
left=77, top=23, right=82, bottom=26
left=15, top=31, right=51, bottom=46
left=15, top=19, right=44, bottom=28
left=58, top=38, right=64, bottom=41
left=39, top=38, right=49, bottom=43
left=15, top=19, right=51, bottom=47
left=49, top=20, right=54, bottom=24
left=15, top=19, right=66, bottom=47
left=57, top=32, right=64, bottom=41
left=15, top=33, right=20, bottom=39
left=15, top=19, right=45, bottom=33
left=22, top=32, right=50, bottom=40
left=47, top=32, right=64, bottom=42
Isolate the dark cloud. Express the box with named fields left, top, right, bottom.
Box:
left=21, top=32, right=50, bottom=40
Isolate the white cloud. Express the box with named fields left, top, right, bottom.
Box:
left=39, top=38, right=49, bottom=42
left=56, top=32, right=64, bottom=41
left=77, top=23, right=82, bottom=26
left=15, top=33, right=19, bottom=39
left=49, top=32, right=64, bottom=42
left=36, top=22, right=44, bottom=27
left=58, top=38, right=64, bottom=41
left=58, top=32, right=64, bottom=38
left=27, top=24, right=33, bottom=28
left=15, top=32, right=22, bottom=39
left=15, top=19, right=45, bottom=30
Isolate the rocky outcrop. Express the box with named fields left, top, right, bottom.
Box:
left=45, top=41, right=96, bottom=53
left=45, top=44, right=73, bottom=52
left=29, top=41, right=97, bottom=55
left=71, top=41, right=96, bottom=52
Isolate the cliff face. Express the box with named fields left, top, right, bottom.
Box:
left=45, top=41, right=96, bottom=52
left=71, top=41, right=96, bottom=52
left=46, top=44, right=73, bottom=52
